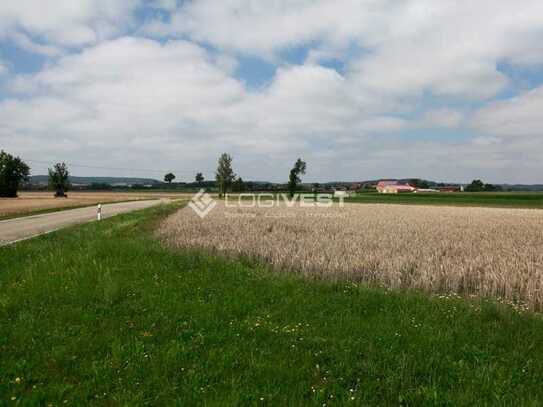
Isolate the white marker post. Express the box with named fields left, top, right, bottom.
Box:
left=97, top=204, right=102, bottom=221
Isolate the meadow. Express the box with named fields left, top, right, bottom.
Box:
left=2, top=203, right=543, bottom=404
left=160, top=202, right=543, bottom=310
left=0, top=191, right=192, bottom=220
left=345, top=191, right=543, bottom=209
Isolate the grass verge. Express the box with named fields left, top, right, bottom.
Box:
left=1, top=203, right=543, bottom=405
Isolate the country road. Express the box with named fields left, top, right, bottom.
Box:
left=0, top=199, right=170, bottom=246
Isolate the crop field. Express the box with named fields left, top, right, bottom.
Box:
left=160, top=202, right=543, bottom=310
left=0, top=191, right=192, bottom=219
left=345, top=191, right=543, bottom=209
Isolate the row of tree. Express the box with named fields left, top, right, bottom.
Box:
left=0, top=150, right=70, bottom=198
left=0, top=150, right=308, bottom=198
left=213, top=153, right=306, bottom=198
left=1, top=149, right=504, bottom=198
left=163, top=154, right=307, bottom=198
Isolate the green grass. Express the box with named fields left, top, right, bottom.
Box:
left=2, top=204, right=543, bottom=405
left=344, top=192, right=543, bottom=209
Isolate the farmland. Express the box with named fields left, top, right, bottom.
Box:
left=3, top=203, right=543, bottom=404
left=345, top=191, right=543, bottom=209
left=160, top=202, right=543, bottom=310
left=0, top=191, right=192, bottom=220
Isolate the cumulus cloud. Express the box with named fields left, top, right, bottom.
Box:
left=148, top=0, right=543, bottom=101
left=1, top=1, right=543, bottom=183
left=0, top=38, right=247, bottom=173
left=472, top=87, right=543, bottom=137
left=0, top=0, right=140, bottom=47
left=419, top=109, right=464, bottom=129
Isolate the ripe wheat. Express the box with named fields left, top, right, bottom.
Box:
left=159, top=202, right=543, bottom=309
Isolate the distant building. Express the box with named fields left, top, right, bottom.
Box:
left=376, top=180, right=416, bottom=194
left=333, top=187, right=352, bottom=198
left=414, top=188, right=440, bottom=193
left=349, top=183, right=362, bottom=191
left=333, top=190, right=351, bottom=198
left=438, top=186, right=462, bottom=192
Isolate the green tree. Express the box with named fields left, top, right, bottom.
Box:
left=232, top=177, right=246, bottom=192
left=164, top=172, right=176, bottom=184
left=195, top=172, right=204, bottom=187
left=465, top=179, right=485, bottom=192
left=409, top=179, right=430, bottom=189
left=216, top=153, right=236, bottom=198
left=48, top=163, right=70, bottom=197
left=484, top=183, right=502, bottom=192
left=288, top=158, right=307, bottom=198
left=0, top=150, right=30, bottom=197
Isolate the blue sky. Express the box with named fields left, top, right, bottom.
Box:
left=1, top=1, right=543, bottom=183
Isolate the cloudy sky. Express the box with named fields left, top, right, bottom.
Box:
left=1, top=1, right=543, bottom=183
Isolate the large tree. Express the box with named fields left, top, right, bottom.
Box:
left=288, top=158, right=307, bottom=198
left=0, top=150, right=30, bottom=197
left=465, top=179, right=485, bottom=192
left=215, top=153, right=236, bottom=198
left=48, top=162, right=70, bottom=198
left=164, top=172, right=176, bottom=184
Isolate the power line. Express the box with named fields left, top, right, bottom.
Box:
left=25, top=158, right=209, bottom=176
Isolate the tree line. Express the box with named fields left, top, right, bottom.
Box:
left=1, top=148, right=505, bottom=198
left=0, top=150, right=308, bottom=198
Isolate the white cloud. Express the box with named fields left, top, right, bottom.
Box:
left=419, top=109, right=464, bottom=129
left=0, top=37, right=412, bottom=181
left=7, top=32, right=64, bottom=57
left=147, top=0, right=543, bottom=101
left=0, top=37, right=247, bottom=175
left=0, top=0, right=140, bottom=47
left=472, top=87, right=543, bottom=137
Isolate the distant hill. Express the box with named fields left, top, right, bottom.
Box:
left=29, top=175, right=162, bottom=186
left=498, top=184, right=543, bottom=192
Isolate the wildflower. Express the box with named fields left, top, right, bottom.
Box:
left=15, top=377, right=21, bottom=384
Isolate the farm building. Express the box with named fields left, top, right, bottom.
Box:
left=376, top=181, right=416, bottom=194
left=438, top=186, right=463, bottom=192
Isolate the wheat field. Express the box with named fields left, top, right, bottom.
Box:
left=159, top=202, right=543, bottom=309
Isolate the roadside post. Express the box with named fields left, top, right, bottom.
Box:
left=97, top=204, right=102, bottom=221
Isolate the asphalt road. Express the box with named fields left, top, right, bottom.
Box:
left=0, top=199, right=169, bottom=246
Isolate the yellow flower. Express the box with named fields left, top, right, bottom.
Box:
left=15, top=377, right=21, bottom=384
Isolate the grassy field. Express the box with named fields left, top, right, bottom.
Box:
left=345, top=192, right=543, bottom=209
left=0, top=191, right=192, bottom=220
left=2, top=204, right=543, bottom=405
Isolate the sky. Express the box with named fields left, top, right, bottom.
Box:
left=1, top=1, right=543, bottom=184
